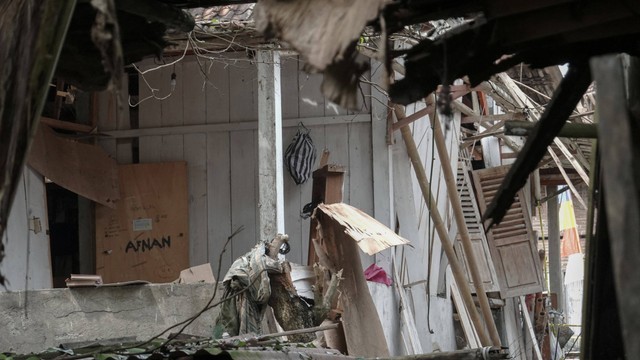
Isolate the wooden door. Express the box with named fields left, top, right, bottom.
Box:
left=472, top=165, right=544, bottom=298
left=454, top=161, right=501, bottom=293
left=96, top=162, right=189, bottom=283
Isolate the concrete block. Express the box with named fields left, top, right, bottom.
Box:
left=0, top=283, right=222, bottom=353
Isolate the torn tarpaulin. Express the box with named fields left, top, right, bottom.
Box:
left=215, top=242, right=283, bottom=336
left=364, top=263, right=392, bottom=286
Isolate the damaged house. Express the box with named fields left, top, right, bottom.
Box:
left=0, top=1, right=639, bottom=359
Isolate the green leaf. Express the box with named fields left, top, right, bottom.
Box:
left=122, top=348, right=146, bottom=355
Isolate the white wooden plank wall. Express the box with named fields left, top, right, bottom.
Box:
left=392, top=103, right=462, bottom=352
left=111, top=53, right=375, bottom=276
left=0, top=167, right=52, bottom=291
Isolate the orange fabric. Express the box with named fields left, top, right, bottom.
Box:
left=561, top=226, right=582, bottom=258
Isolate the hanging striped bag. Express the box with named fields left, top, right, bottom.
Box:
left=284, top=123, right=316, bottom=185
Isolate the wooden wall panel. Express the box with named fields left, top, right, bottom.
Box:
left=229, top=58, right=258, bottom=122
left=0, top=167, right=53, bottom=291
left=160, top=60, right=184, bottom=162
left=206, top=132, right=233, bottom=273
left=116, top=75, right=132, bottom=164
left=183, top=58, right=208, bottom=266
left=97, top=88, right=117, bottom=160
left=324, top=124, right=350, bottom=204
left=280, top=55, right=300, bottom=119
left=298, top=61, right=325, bottom=117
left=184, top=134, right=207, bottom=266
left=138, top=59, right=164, bottom=163
left=229, top=130, right=258, bottom=255
left=120, top=53, right=374, bottom=277
left=205, top=55, right=231, bottom=125
left=95, top=162, right=189, bottom=283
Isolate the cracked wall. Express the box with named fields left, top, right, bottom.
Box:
left=0, top=283, right=221, bottom=353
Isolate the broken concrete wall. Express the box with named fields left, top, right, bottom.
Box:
left=0, top=283, right=221, bottom=353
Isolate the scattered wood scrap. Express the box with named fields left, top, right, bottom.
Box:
left=313, top=204, right=392, bottom=357
left=315, top=203, right=409, bottom=256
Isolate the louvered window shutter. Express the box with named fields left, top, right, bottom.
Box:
left=454, top=161, right=501, bottom=293
left=472, top=165, right=544, bottom=298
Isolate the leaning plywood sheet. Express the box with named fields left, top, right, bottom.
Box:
left=316, top=203, right=409, bottom=255
left=472, top=165, right=544, bottom=298
left=96, top=162, right=189, bottom=283
left=313, top=207, right=390, bottom=357
left=28, top=124, right=119, bottom=208
left=454, top=161, right=501, bottom=293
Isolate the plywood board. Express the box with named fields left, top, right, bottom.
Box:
left=96, top=162, right=189, bottom=283
left=28, top=124, right=119, bottom=208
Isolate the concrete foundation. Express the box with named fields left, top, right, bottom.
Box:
left=0, top=283, right=222, bottom=354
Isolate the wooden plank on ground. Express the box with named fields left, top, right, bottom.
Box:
left=95, top=162, right=189, bottom=283
left=28, top=124, right=119, bottom=208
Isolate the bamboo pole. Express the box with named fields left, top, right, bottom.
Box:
left=430, top=104, right=502, bottom=346
left=504, top=120, right=598, bottom=139
left=394, top=105, right=492, bottom=347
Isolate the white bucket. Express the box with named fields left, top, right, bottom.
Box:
left=290, top=264, right=315, bottom=299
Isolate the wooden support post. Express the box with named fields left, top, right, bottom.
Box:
left=0, top=1, right=77, bottom=260
left=546, top=187, right=564, bottom=313
left=307, top=165, right=345, bottom=265
left=505, top=120, right=598, bottom=139
left=590, top=54, right=640, bottom=358
left=257, top=50, right=284, bottom=242
left=431, top=105, right=502, bottom=346
left=395, top=106, right=492, bottom=347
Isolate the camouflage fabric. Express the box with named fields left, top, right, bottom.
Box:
left=215, top=242, right=283, bottom=336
